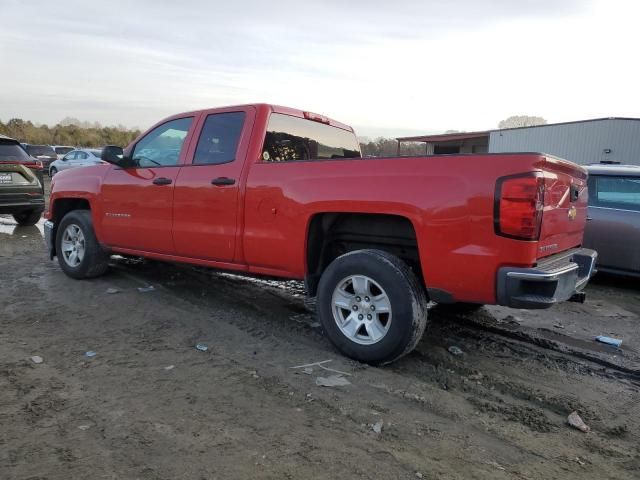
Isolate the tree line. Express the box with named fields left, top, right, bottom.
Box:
left=0, top=118, right=140, bottom=148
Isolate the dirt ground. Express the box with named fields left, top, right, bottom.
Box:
left=1, top=181, right=639, bottom=479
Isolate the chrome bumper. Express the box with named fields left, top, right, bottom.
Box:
left=497, top=248, right=597, bottom=309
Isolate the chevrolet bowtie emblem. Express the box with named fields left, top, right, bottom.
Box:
left=568, top=206, right=577, bottom=221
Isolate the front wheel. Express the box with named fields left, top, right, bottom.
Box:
left=317, top=249, right=428, bottom=365
left=13, top=209, right=42, bottom=226
left=55, top=210, right=110, bottom=279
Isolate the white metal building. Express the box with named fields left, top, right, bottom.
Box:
left=489, top=118, right=640, bottom=165
left=397, top=117, right=640, bottom=166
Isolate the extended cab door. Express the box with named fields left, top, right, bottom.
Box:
left=99, top=116, right=196, bottom=254
left=172, top=107, right=255, bottom=262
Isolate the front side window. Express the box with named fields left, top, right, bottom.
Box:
left=132, top=117, right=193, bottom=167
left=193, top=112, right=246, bottom=165
left=262, top=113, right=361, bottom=162
left=589, top=175, right=640, bottom=212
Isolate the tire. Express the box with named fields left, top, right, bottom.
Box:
left=55, top=209, right=110, bottom=279
left=13, top=209, right=42, bottom=226
left=317, top=249, right=428, bottom=365
left=49, top=167, right=57, bottom=177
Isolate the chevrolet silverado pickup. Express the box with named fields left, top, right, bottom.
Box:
left=43, top=104, right=597, bottom=364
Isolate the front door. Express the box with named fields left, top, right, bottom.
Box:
left=173, top=108, right=254, bottom=262
left=99, top=116, right=196, bottom=254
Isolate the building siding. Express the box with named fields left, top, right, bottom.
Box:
left=488, top=119, right=640, bottom=165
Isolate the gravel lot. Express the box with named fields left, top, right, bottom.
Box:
left=1, top=180, right=639, bottom=479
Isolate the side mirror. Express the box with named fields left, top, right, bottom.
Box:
left=101, top=145, right=124, bottom=165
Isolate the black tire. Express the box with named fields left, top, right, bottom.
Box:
left=13, top=209, right=42, bottom=226
left=49, top=167, right=57, bottom=177
left=317, top=249, right=428, bottom=365
left=56, top=209, right=110, bottom=279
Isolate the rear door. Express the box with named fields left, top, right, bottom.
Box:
left=584, top=174, right=640, bottom=273
left=172, top=107, right=254, bottom=262
left=99, top=116, right=196, bottom=254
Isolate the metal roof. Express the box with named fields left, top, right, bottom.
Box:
left=397, top=117, right=640, bottom=143
left=396, top=131, right=490, bottom=143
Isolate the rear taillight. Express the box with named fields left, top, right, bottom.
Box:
left=494, top=173, right=545, bottom=240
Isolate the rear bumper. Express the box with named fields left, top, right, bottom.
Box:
left=0, top=192, right=45, bottom=214
left=497, top=248, right=597, bottom=309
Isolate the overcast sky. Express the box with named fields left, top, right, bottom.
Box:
left=1, top=0, right=638, bottom=137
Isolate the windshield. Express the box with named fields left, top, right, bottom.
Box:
left=26, top=145, right=56, bottom=156
left=0, top=141, right=31, bottom=161
left=54, top=146, right=74, bottom=155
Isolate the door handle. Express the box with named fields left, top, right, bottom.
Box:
left=211, top=177, right=236, bottom=186
left=152, top=177, right=172, bottom=185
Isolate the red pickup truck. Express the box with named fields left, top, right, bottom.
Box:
left=44, top=104, right=597, bottom=364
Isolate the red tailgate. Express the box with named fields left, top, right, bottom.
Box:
left=537, top=156, right=588, bottom=259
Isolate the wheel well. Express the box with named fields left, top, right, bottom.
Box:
left=52, top=198, right=91, bottom=224
left=305, top=213, right=421, bottom=296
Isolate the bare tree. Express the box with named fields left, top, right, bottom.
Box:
left=498, top=115, right=547, bottom=129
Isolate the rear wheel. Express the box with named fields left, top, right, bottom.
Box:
left=13, top=209, right=42, bottom=226
left=56, top=210, right=110, bottom=279
left=317, top=249, right=428, bottom=365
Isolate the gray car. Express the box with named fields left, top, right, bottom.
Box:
left=584, top=164, right=640, bottom=276
left=49, top=148, right=104, bottom=177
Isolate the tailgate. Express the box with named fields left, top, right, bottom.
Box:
left=537, top=156, right=588, bottom=259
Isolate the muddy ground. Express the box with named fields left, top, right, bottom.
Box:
left=1, top=181, right=639, bottom=479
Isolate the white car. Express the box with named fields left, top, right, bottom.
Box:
left=49, top=148, right=105, bottom=177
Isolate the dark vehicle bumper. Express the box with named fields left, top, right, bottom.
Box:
left=44, top=220, right=55, bottom=259
left=0, top=191, right=45, bottom=215
left=497, top=248, right=598, bottom=309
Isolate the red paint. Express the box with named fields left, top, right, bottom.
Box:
left=46, top=104, right=588, bottom=305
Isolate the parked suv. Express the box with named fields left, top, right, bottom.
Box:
left=51, top=145, right=75, bottom=160
left=25, top=144, right=58, bottom=171
left=0, top=134, right=45, bottom=225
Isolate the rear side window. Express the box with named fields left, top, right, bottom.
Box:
left=589, top=175, right=640, bottom=212
left=262, top=113, right=361, bottom=162
left=0, top=142, right=30, bottom=161
left=193, top=112, right=246, bottom=165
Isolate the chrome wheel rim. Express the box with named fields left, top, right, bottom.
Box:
left=61, top=224, right=85, bottom=268
left=331, top=275, right=392, bottom=345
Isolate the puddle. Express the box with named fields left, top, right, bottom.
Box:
left=0, top=215, right=45, bottom=237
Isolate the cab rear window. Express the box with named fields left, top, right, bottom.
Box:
left=262, top=113, right=361, bottom=162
